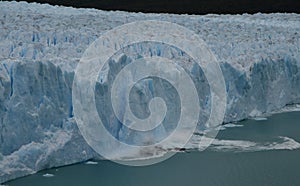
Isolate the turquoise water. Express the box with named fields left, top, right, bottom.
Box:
left=6, top=111, right=300, bottom=186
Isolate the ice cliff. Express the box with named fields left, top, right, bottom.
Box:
left=0, top=1, right=300, bottom=183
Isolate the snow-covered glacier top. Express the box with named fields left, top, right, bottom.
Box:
left=0, top=1, right=299, bottom=72
left=0, top=1, right=300, bottom=183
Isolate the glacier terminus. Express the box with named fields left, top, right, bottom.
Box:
left=0, top=1, right=300, bottom=183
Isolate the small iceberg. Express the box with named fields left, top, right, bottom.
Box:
left=215, top=123, right=243, bottom=131
left=85, top=161, right=98, bottom=165
left=252, top=117, right=268, bottom=121
left=43, top=173, right=54, bottom=177
left=223, top=123, right=244, bottom=128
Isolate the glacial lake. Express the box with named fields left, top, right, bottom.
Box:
left=5, top=111, right=300, bottom=186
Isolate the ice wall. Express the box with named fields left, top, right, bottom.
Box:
left=0, top=1, right=300, bottom=183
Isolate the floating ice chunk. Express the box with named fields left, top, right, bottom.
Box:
left=264, top=136, right=300, bottom=151
left=195, top=136, right=300, bottom=152
left=85, top=161, right=98, bottom=165
left=42, top=173, right=54, bottom=177
left=223, top=123, right=244, bottom=128
left=252, top=117, right=268, bottom=121
left=213, top=123, right=244, bottom=131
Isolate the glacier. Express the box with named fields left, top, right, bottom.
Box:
left=0, top=1, right=300, bottom=183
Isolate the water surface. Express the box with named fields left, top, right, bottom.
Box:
left=6, top=111, right=300, bottom=186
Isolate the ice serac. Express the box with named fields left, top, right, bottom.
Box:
left=0, top=1, right=300, bottom=183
